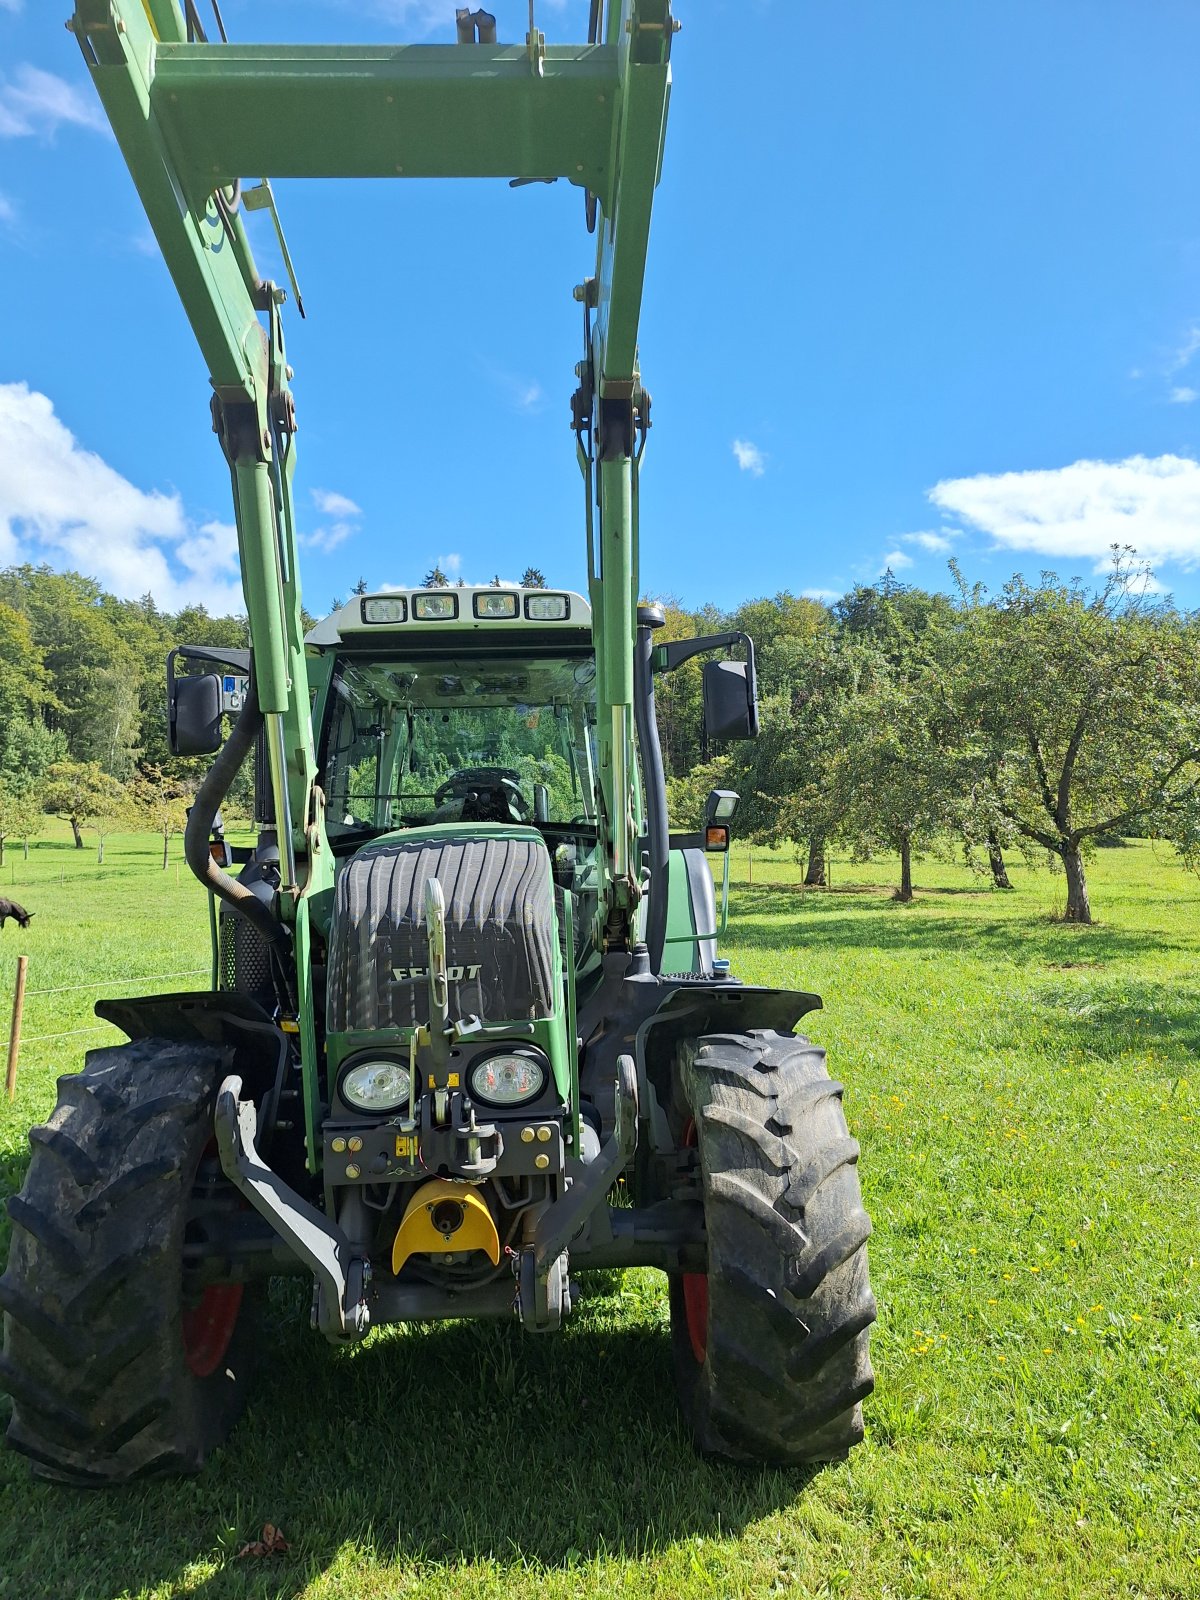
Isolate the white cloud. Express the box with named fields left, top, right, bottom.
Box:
left=1169, top=386, right=1197, bottom=405
left=0, top=381, right=245, bottom=611
left=0, top=65, right=110, bottom=140
left=0, top=192, right=16, bottom=227
left=0, top=1, right=23, bottom=13
left=802, top=587, right=839, bottom=602
left=1168, top=324, right=1200, bottom=376
left=732, top=438, right=766, bottom=477
left=301, top=486, right=363, bottom=554
left=484, top=363, right=546, bottom=414
left=879, top=549, right=914, bottom=572
left=303, top=522, right=356, bottom=555
left=901, top=530, right=955, bottom=554
left=930, top=453, right=1200, bottom=569
left=312, top=488, right=362, bottom=519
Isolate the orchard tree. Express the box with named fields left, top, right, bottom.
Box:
left=43, top=760, right=124, bottom=851
left=827, top=634, right=965, bottom=902
left=422, top=566, right=450, bottom=588
left=725, top=628, right=857, bottom=886
left=130, top=765, right=191, bottom=869
left=91, top=787, right=129, bottom=864
left=0, top=778, right=44, bottom=867
left=949, top=553, right=1200, bottom=923
left=521, top=567, right=547, bottom=589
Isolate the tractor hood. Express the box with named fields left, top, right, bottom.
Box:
left=326, top=824, right=557, bottom=1034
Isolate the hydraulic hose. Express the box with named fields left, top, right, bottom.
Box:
left=184, top=683, right=290, bottom=949
left=633, top=619, right=670, bottom=974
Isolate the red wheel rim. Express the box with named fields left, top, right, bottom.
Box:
left=681, top=1117, right=708, bottom=1365
left=183, top=1283, right=244, bottom=1377
left=183, top=1138, right=244, bottom=1377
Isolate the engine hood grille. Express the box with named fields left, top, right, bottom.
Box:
left=327, top=826, right=556, bottom=1033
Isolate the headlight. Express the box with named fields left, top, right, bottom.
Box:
left=469, top=1050, right=547, bottom=1107
left=524, top=592, right=570, bottom=620
left=474, top=591, right=518, bottom=619
left=340, top=1058, right=412, bottom=1113
left=360, top=596, right=407, bottom=624
left=413, top=592, right=458, bottom=620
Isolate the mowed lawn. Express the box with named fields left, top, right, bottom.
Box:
left=0, top=827, right=1197, bottom=1600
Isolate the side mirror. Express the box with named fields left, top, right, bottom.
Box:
left=169, top=673, right=223, bottom=756
left=702, top=657, right=759, bottom=742
left=533, top=783, right=550, bottom=823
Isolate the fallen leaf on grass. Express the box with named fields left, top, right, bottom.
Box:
left=236, top=1524, right=290, bottom=1559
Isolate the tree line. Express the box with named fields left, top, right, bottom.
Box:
left=0, top=565, right=253, bottom=865
left=2, top=553, right=1197, bottom=922
left=663, top=550, right=1200, bottom=923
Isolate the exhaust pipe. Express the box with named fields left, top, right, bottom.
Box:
left=456, top=8, right=497, bottom=43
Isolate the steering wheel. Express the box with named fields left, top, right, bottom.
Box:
left=433, top=767, right=530, bottom=820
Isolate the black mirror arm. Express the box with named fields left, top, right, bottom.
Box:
left=167, top=644, right=252, bottom=684
left=654, top=630, right=754, bottom=674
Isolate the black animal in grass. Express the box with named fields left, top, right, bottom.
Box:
left=0, top=898, right=33, bottom=930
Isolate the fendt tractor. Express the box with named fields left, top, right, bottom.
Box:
left=1, top=1, right=876, bottom=1482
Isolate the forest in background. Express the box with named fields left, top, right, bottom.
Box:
left=1, top=552, right=1198, bottom=922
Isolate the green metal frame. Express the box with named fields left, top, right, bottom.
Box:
left=72, top=0, right=674, bottom=1163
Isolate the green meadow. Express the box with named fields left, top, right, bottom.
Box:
left=0, top=827, right=1196, bottom=1599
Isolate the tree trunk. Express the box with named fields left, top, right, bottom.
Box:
left=97, top=835, right=104, bottom=865
left=987, top=829, right=1012, bottom=890
left=896, top=834, right=914, bottom=902
left=71, top=818, right=84, bottom=849
left=162, top=830, right=169, bottom=870
left=0, top=837, right=6, bottom=868
left=23, top=838, right=29, bottom=861
left=804, top=837, right=827, bottom=887
left=1062, top=841, right=1091, bottom=923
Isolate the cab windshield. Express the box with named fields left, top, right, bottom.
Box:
left=320, top=654, right=599, bottom=844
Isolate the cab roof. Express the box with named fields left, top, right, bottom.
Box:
left=305, top=586, right=592, bottom=648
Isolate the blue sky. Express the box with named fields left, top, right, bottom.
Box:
left=5, top=0, right=1200, bottom=618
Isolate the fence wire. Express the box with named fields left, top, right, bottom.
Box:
left=25, top=968, right=208, bottom=997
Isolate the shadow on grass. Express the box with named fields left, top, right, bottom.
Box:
left=1027, top=975, right=1200, bottom=1068
left=0, top=1278, right=817, bottom=1597
left=728, top=886, right=1187, bottom=967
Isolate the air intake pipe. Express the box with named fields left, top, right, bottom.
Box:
left=184, top=682, right=290, bottom=951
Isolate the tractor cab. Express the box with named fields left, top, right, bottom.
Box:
left=307, top=586, right=601, bottom=845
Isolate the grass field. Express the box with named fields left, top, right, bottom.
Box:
left=0, top=826, right=1197, bottom=1599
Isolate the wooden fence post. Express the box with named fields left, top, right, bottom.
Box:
left=6, top=954, right=28, bottom=1102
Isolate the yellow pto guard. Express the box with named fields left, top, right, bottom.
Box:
left=391, top=1180, right=501, bottom=1274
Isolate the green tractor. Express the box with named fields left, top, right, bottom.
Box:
left=1, top=0, right=875, bottom=1483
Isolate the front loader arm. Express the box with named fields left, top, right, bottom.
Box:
left=72, top=0, right=674, bottom=958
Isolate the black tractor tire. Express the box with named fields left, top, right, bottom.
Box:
left=670, top=1029, right=876, bottom=1464
left=1, top=1037, right=259, bottom=1484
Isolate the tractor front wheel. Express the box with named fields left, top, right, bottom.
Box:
left=670, top=1029, right=876, bottom=1463
left=1, top=1038, right=259, bottom=1484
